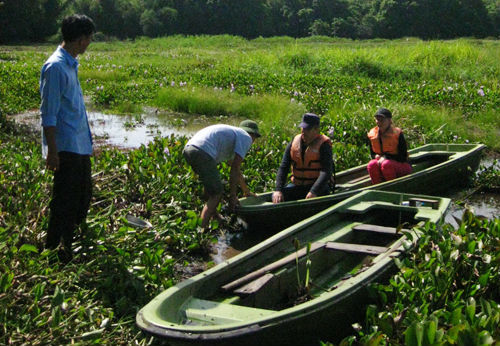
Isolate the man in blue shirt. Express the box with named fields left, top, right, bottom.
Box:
left=40, top=14, right=95, bottom=263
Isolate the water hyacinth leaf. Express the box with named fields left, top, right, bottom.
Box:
left=446, top=324, right=465, bottom=342
left=467, top=240, right=477, bottom=253
left=478, top=270, right=490, bottom=286
left=435, top=328, right=445, bottom=343
left=0, top=272, right=14, bottom=293
left=478, top=331, right=494, bottom=345
left=451, top=307, right=463, bottom=325
left=424, top=319, right=437, bottom=345
left=404, top=321, right=423, bottom=346
left=19, top=244, right=38, bottom=253
left=480, top=298, right=492, bottom=317
left=466, top=297, right=476, bottom=323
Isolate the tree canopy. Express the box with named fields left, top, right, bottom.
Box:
left=0, top=0, right=498, bottom=43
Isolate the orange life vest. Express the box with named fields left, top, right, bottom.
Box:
left=290, top=134, right=331, bottom=185
left=367, top=126, right=402, bottom=156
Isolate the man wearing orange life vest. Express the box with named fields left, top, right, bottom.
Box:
left=367, top=108, right=412, bottom=184
left=272, top=113, right=334, bottom=203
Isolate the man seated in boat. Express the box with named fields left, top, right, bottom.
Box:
left=367, top=107, right=412, bottom=184
left=272, top=113, right=334, bottom=203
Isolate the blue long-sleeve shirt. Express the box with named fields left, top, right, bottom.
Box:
left=40, top=46, right=92, bottom=157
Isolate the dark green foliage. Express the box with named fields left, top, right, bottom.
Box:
left=337, top=214, right=500, bottom=345
left=1, top=0, right=499, bottom=43
left=0, top=0, right=67, bottom=43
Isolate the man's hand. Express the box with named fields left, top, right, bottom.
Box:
left=305, top=191, right=317, bottom=199
left=243, top=191, right=256, bottom=197
left=46, top=151, right=59, bottom=171
left=272, top=191, right=284, bottom=204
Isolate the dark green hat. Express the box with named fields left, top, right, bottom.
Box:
left=374, top=107, right=392, bottom=118
left=239, top=120, right=261, bottom=138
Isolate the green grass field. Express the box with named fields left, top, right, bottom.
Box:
left=0, top=36, right=499, bottom=345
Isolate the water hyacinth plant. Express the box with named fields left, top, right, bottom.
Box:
left=1, top=37, right=499, bottom=344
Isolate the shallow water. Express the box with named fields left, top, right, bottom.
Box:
left=10, top=109, right=245, bottom=149
left=87, top=109, right=245, bottom=148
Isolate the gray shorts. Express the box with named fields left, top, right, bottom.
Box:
left=183, top=145, right=223, bottom=195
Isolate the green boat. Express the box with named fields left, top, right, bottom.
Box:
left=237, top=143, right=484, bottom=230
left=136, top=190, right=451, bottom=345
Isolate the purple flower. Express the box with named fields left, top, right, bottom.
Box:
left=164, top=147, right=170, bottom=156
left=478, top=88, right=485, bottom=97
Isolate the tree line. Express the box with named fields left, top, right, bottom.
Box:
left=1, top=0, right=499, bottom=43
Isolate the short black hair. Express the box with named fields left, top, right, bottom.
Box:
left=61, top=14, right=96, bottom=42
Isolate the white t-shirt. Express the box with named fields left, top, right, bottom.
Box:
left=186, top=124, right=252, bottom=163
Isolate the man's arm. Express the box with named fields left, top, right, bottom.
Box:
left=229, top=153, right=244, bottom=210
left=273, top=141, right=292, bottom=203
left=43, top=126, right=59, bottom=171
left=308, top=141, right=333, bottom=197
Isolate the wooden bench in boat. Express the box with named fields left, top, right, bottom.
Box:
left=344, top=174, right=370, bottom=184
left=325, top=242, right=388, bottom=255
left=409, top=197, right=440, bottom=209
left=221, top=242, right=325, bottom=293
left=223, top=233, right=395, bottom=296
left=352, top=223, right=410, bottom=235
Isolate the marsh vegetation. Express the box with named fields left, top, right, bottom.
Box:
left=0, top=36, right=499, bottom=345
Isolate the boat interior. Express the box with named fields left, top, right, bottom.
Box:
left=179, top=203, right=431, bottom=326
left=334, top=150, right=453, bottom=191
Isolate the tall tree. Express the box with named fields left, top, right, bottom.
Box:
left=0, top=0, right=66, bottom=43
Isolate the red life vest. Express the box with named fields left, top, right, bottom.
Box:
left=368, top=126, right=402, bottom=156
left=290, top=134, right=331, bottom=185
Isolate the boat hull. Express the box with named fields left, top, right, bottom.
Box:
left=236, top=143, right=484, bottom=230
left=137, top=191, right=451, bottom=345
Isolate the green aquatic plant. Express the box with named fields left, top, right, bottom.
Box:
left=337, top=214, right=500, bottom=346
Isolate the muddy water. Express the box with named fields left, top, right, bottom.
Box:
left=11, top=109, right=245, bottom=149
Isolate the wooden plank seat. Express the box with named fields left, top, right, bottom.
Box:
left=224, top=239, right=389, bottom=296
left=352, top=223, right=409, bottom=235
left=345, top=174, right=370, bottom=184
left=324, top=242, right=388, bottom=255
left=409, top=197, right=440, bottom=209
left=233, top=273, right=275, bottom=296
left=221, top=242, right=325, bottom=293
